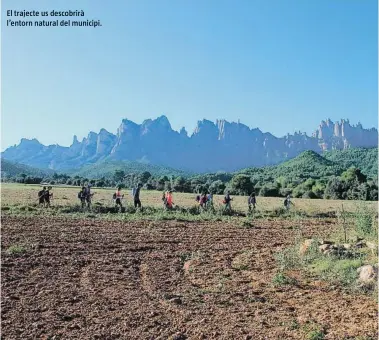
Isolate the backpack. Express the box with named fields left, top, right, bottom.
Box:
left=113, top=193, right=117, bottom=199
left=78, top=192, right=81, bottom=199
left=284, top=199, right=288, bottom=207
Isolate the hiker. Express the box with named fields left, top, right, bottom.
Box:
left=207, top=193, right=213, bottom=208
left=199, top=193, right=208, bottom=209
left=133, top=183, right=142, bottom=208
left=38, top=186, right=46, bottom=206
left=162, top=191, right=167, bottom=208
left=44, top=186, right=53, bottom=207
left=223, top=191, right=232, bottom=211
left=248, top=192, right=257, bottom=212
left=195, top=194, right=201, bottom=204
left=78, top=187, right=88, bottom=208
left=85, top=184, right=93, bottom=207
left=284, top=195, right=293, bottom=211
left=114, top=186, right=124, bottom=209
left=165, top=190, right=174, bottom=210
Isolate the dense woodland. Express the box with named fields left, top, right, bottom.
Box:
left=1, top=148, right=378, bottom=201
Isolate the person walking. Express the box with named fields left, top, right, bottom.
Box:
left=248, top=192, right=257, bottom=212
left=207, top=193, right=213, bottom=209
left=199, top=193, right=208, bottom=210
left=38, top=186, right=46, bottom=206
left=223, top=191, right=232, bottom=212
left=284, top=195, right=293, bottom=211
left=133, top=183, right=142, bottom=209
left=85, top=184, right=93, bottom=208
left=165, top=190, right=174, bottom=210
left=115, top=186, right=124, bottom=209
left=78, top=186, right=87, bottom=208
left=44, top=186, right=53, bottom=207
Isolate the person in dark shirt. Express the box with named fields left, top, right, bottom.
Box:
left=85, top=184, right=93, bottom=208
left=78, top=187, right=87, bottom=208
left=199, top=193, right=208, bottom=209
left=38, top=187, right=46, bottom=206
left=248, top=192, right=257, bottom=212
left=223, top=191, right=232, bottom=211
left=133, top=183, right=142, bottom=208
left=162, top=191, right=167, bottom=208
left=44, top=186, right=53, bottom=207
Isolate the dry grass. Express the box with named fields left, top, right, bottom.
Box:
left=1, top=183, right=377, bottom=215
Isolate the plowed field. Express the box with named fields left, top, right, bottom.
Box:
left=1, top=216, right=377, bottom=339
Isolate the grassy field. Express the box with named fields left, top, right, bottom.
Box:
left=1, top=183, right=376, bottom=216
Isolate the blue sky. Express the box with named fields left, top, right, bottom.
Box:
left=2, top=0, right=378, bottom=149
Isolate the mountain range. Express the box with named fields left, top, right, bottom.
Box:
left=2, top=117, right=377, bottom=173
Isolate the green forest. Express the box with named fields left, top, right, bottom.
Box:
left=1, top=147, right=378, bottom=201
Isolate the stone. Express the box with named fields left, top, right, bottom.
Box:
left=319, top=244, right=332, bottom=253
left=319, top=240, right=335, bottom=245
left=355, top=241, right=366, bottom=248
left=357, top=265, right=378, bottom=284
left=366, top=241, right=377, bottom=251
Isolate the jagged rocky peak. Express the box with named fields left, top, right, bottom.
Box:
left=87, top=131, right=98, bottom=139
left=216, top=119, right=233, bottom=140
left=179, top=127, right=188, bottom=137
left=120, top=118, right=139, bottom=127
left=140, top=116, right=174, bottom=136
left=20, top=138, right=41, bottom=145
left=96, top=129, right=117, bottom=156
left=193, top=119, right=216, bottom=134
left=215, top=119, right=251, bottom=140
left=98, top=128, right=114, bottom=136
left=71, top=135, right=80, bottom=146
left=97, top=129, right=116, bottom=142
left=153, top=115, right=172, bottom=129
left=117, top=118, right=139, bottom=136
left=1, top=116, right=377, bottom=173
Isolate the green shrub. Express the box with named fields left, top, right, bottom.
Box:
left=354, top=204, right=376, bottom=239
left=302, top=190, right=317, bottom=199
left=6, top=245, right=26, bottom=255
left=272, top=272, right=297, bottom=286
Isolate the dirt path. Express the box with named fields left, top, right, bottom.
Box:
left=1, top=216, right=377, bottom=339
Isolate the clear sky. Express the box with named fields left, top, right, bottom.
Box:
left=1, top=0, right=378, bottom=149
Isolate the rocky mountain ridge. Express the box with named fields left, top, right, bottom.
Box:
left=2, top=117, right=377, bottom=173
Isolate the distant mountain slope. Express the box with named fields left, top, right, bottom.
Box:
left=238, top=150, right=343, bottom=181
left=2, top=116, right=377, bottom=173
left=323, top=148, right=378, bottom=179
left=68, top=160, right=193, bottom=179
left=1, top=159, right=54, bottom=178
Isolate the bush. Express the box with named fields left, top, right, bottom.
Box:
left=309, top=258, right=363, bottom=287
left=302, top=190, right=317, bottom=199
left=208, top=180, right=226, bottom=194
left=259, top=184, right=279, bottom=197
left=230, top=175, right=253, bottom=195
left=354, top=204, right=376, bottom=239
left=272, top=272, right=297, bottom=286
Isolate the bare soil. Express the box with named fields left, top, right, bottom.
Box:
left=1, top=216, right=377, bottom=339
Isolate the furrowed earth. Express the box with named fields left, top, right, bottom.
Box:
left=2, top=214, right=377, bottom=339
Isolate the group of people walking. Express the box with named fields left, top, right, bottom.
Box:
left=38, top=186, right=53, bottom=207
left=194, top=191, right=258, bottom=213
left=36, top=184, right=294, bottom=213
left=78, top=184, right=94, bottom=208
left=112, top=183, right=143, bottom=209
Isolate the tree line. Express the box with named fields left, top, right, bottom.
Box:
left=2, top=165, right=377, bottom=201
